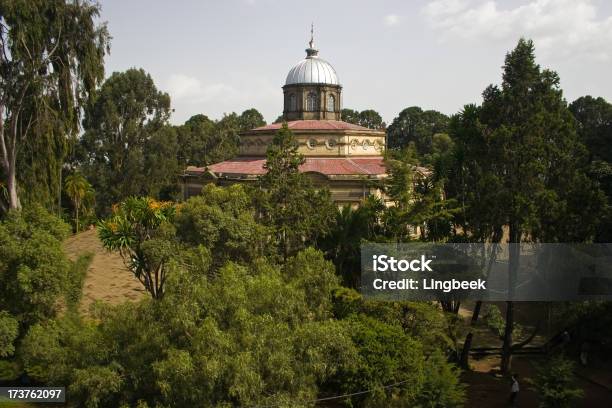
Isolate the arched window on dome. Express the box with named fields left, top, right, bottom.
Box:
left=289, top=94, right=297, bottom=111
left=327, top=94, right=335, bottom=112
left=306, top=92, right=318, bottom=111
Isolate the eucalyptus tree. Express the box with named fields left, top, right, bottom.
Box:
left=79, top=69, right=176, bottom=213
left=0, top=0, right=109, bottom=211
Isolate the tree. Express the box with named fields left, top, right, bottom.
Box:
left=358, top=109, right=385, bottom=130
left=176, top=114, right=216, bottom=166
left=341, top=108, right=385, bottom=129
left=452, top=39, right=605, bottom=373
left=387, top=107, right=449, bottom=154
left=318, top=197, right=385, bottom=287
left=238, top=108, right=266, bottom=131
left=341, top=108, right=360, bottom=124
left=259, top=123, right=336, bottom=259
left=569, top=96, right=612, bottom=241
left=531, top=355, right=583, bottom=408
left=174, top=183, right=270, bottom=267
left=569, top=96, right=612, bottom=163
left=64, top=172, right=93, bottom=232
left=98, top=197, right=177, bottom=299
left=0, top=0, right=109, bottom=211
left=79, top=69, right=176, bottom=213
left=0, top=205, right=90, bottom=376
left=21, top=249, right=356, bottom=407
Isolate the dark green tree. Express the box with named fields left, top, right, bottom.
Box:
left=176, top=114, right=216, bottom=166
left=318, top=196, right=385, bottom=287
left=387, top=107, right=449, bottom=155
left=358, top=109, right=385, bottom=129
left=0, top=0, right=109, bottom=211
left=259, top=123, right=336, bottom=259
left=238, top=108, right=266, bottom=131
left=569, top=96, right=612, bottom=241
left=451, top=39, right=605, bottom=373
left=341, top=108, right=360, bottom=124
left=79, top=69, right=177, bottom=213
left=341, top=108, right=385, bottom=129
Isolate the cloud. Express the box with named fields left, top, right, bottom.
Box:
left=422, top=0, right=612, bottom=60
left=384, top=14, right=400, bottom=26
left=166, top=74, right=202, bottom=99
left=166, top=74, right=242, bottom=104
left=163, top=73, right=280, bottom=124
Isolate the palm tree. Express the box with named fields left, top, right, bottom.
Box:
left=64, top=172, right=93, bottom=232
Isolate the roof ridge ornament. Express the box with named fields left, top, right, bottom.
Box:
left=306, top=23, right=319, bottom=58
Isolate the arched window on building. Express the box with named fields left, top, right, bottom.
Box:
left=289, top=93, right=297, bottom=111
left=327, top=94, right=335, bottom=112
left=306, top=92, right=318, bottom=111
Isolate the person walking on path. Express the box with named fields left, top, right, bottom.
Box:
left=509, top=373, right=520, bottom=406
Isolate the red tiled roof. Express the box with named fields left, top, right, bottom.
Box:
left=250, top=120, right=379, bottom=132
left=186, top=156, right=387, bottom=177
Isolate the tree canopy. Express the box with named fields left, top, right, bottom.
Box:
left=386, top=107, right=449, bottom=155
left=0, top=0, right=109, bottom=212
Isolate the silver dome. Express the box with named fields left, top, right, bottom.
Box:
left=285, top=55, right=339, bottom=86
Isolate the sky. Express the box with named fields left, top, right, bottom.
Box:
left=99, top=0, right=612, bottom=125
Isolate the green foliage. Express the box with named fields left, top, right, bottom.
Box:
left=21, top=250, right=355, bottom=407
left=569, top=96, right=612, bottom=241
left=65, top=253, right=94, bottom=311
left=417, top=350, right=466, bottom=408
left=341, top=108, right=386, bottom=129
left=259, top=123, right=336, bottom=258
left=318, top=197, right=385, bottom=287
left=79, top=69, right=176, bottom=214
left=0, top=0, right=110, bottom=211
left=0, top=311, right=18, bottom=358
left=386, top=107, right=449, bottom=154
left=382, top=148, right=456, bottom=242
left=174, top=183, right=270, bottom=266
left=0, top=206, right=71, bottom=327
left=98, top=197, right=177, bottom=299
left=337, top=314, right=425, bottom=406
left=332, top=288, right=453, bottom=354
left=176, top=108, right=265, bottom=167
left=327, top=314, right=464, bottom=407
left=64, top=172, right=95, bottom=232
left=531, top=355, right=583, bottom=408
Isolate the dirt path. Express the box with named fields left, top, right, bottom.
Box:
left=63, top=228, right=144, bottom=313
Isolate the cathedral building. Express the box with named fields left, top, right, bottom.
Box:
left=181, top=33, right=387, bottom=206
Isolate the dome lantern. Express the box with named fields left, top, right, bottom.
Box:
left=282, top=26, right=342, bottom=121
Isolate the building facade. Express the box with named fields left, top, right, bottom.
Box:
left=181, top=33, right=387, bottom=206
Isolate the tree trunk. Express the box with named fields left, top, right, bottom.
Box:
left=75, top=205, right=79, bottom=232
left=471, top=300, right=483, bottom=324
left=6, top=156, right=20, bottom=210
left=501, top=224, right=520, bottom=374
left=501, top=301, right=514, bottom=373
left=460, top=332, right=473, bottom=369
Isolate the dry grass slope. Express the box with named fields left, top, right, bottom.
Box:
left=62, top=228, right=144, bottom=313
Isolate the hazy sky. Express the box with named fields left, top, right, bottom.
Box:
left=99, top=0, right=612, bottom=125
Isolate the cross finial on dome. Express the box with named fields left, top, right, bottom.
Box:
left=309, top=23, right=314, bottom=49
left=305, top=23, right=319, bottom=58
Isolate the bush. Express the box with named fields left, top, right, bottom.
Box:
left=21, top=250, right=356, bottom=407
left=531, top=355, right=583, bottom=408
